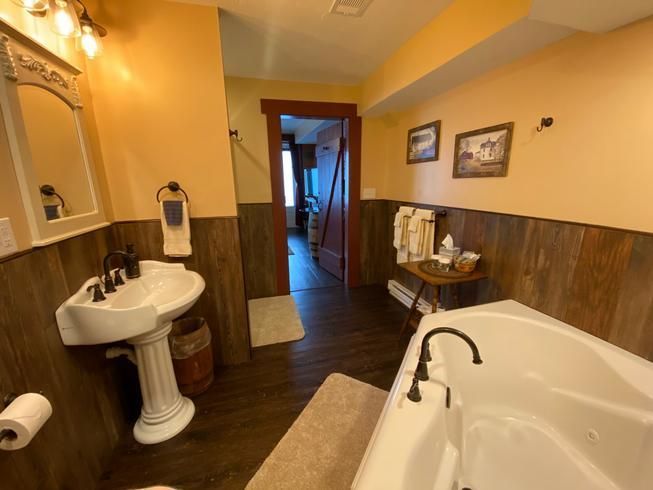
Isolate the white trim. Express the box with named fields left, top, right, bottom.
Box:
left=31, top=222, right=111, bottom=247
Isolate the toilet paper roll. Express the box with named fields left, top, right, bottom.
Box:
left=0, top=393, right=52, bottom=451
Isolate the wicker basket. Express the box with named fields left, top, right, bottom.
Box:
left=454, top=256, right=478, bottom=273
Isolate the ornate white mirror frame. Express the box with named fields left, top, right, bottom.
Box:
left=0, top=19, right=108, bottom=247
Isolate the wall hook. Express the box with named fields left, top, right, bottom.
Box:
left=229, top=129, right=243, bottom=142
left=536, top=117, right=554, bottom=132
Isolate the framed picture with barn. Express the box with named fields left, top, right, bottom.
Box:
left=453, top=122, right=514, bottom=178
left=406, top=120, right=441, bottom=164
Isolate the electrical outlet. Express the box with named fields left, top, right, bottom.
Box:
left=0, top=218, right=18, bottom=258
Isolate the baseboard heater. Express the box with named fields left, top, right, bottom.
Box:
left=387, top=280, right=434, bottom=315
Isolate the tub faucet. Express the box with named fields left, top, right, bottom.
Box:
left=407, top=327, right=482, bottom=403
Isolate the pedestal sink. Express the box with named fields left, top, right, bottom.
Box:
left=56, top=260, right=206, bottom=444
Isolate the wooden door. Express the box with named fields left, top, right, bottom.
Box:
left=316, top=135, right=345, bottom=280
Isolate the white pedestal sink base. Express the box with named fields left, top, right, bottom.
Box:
left=129, top=322, right=195, bottom=445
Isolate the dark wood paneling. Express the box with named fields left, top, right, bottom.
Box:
left=0, top=228, right=130, bottom=490
left=99, top=285, right=410, bottom=490
left=609, top=235, right=653, bottom=359
left=360, top=200, right=393, bottom=286
left=112, top=218, right=251, bottom=365
left=363, top=200, right=653, bottom=361
left=563, top=228, right=634, bottom=340
left=238, top=203, right=277, bottom=299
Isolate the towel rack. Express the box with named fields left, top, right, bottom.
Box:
left=40, top=184, right=65, bottom=208
left=156, top=181, right=189, bottom=203
left=393, top=207, right=446, bottom=224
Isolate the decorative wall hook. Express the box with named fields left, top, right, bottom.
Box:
left=536, top=117, right=554, bottom=132
left=229, top=128, right=243, bottom=142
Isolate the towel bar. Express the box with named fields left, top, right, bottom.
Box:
left=156, top=181, right=189, bottom=203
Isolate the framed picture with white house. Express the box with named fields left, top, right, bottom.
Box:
left=453, top=122, right=514, bottom=178
left=406, top=120, right=441, bottom=164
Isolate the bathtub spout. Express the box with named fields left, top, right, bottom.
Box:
left=413, top=327, right=483, bottom=383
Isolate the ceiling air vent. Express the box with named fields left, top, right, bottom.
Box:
left=329, top=0, right=374, bottom=17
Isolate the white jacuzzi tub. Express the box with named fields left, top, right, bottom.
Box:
left=353, top=300, right=653, bottom=490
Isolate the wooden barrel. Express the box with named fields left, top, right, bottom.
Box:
left=169, top=317, right=214, bottom=397
left=308, top=211, right=319, bottom=258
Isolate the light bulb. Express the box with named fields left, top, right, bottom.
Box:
left=11, top=0, right=48, bottom=12
left=48, top=0, right=81, bottom=38
left=78, top=24, right=103, bottom=59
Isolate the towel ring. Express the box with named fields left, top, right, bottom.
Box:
left=156, top=181, right=189, bottom=203
left=40, top=184, right=65, bottom=208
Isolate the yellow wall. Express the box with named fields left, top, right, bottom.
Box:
left=225, top=76, right=359, bottom=203
left=362, top=17, right=653, bottom=233
left=360, top=0, right=531, bottom=113
left=86, top=0, right=237, bottom=220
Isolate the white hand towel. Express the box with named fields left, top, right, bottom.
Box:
left=161, top=201, right=192, bottom=257
left=394, top=206, right=415, bottom=263
left=410, top=209, right=435, bottom=260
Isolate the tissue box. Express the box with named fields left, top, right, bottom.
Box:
left=439, top=246, right=461, bottom=257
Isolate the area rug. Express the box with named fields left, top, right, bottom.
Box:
left=246, top=373, right=388, bottom=490
left=248, top=295, right=305, bottom=347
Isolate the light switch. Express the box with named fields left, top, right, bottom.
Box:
left=0, top=218, right=18, bottom=258
left=362, top=188, right=377, bottom=199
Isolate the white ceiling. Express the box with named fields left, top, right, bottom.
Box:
left=213, top=0, right=453, bottom=84
left=281, top=118, right=340, bottom=144
left=529, top=0, right=653, bottom=33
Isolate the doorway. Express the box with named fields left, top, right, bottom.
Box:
left=261, top=100, right=362, bottom=296
left=281, top=117, right=344, bottom=292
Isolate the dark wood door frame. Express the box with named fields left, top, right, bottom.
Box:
left=261, top=99, right=362, bottom=295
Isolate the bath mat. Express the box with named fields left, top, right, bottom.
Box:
left=246, top=373, right=388, bottom=490
left=248, top=295, right=305, bottom=347
left=288, top=246, right=294, bottom=255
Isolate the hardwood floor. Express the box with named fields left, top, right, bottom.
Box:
left=98, top=286, right=408, bottom=490
left=287, top=227, right=342, bottom=292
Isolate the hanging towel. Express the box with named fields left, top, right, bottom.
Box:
left=394, top=206, right=415, bottom=263
left=161, top=201, right=192, bottom=257
left=408, top=209, right=435, bottom=261
left=43, top=204, right=62, bottom=221
left=162, top=200, right=184, bottom=226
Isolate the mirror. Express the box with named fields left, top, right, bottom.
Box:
left=0, top=23, right=108, bottom=246
left=17, top=85, right=94, bottom=221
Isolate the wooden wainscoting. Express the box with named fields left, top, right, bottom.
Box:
left=360, top=199, right=394, bottom=287
left=0, top=226, right=132, bottom=490
left=361, top=200, right=653, bottom=361
left=111, top=217, right=251, bottom=366
left=237, top=203, right=277, bottom=299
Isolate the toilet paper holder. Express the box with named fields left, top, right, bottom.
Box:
left=0, top=393, right=19, bottom=443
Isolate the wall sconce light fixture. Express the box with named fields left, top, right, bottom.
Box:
left=48, top=0, right=81, bottom=38
left=11, top=0, right=48, bottom=16
left=12, top=0, right=108, bottom=59
left=77, top=3, right=106, bottom=59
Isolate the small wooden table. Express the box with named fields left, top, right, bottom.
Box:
left=398, top=260, right=487, bottom=337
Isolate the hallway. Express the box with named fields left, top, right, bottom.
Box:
left=287, top=227, right=342, bottom=292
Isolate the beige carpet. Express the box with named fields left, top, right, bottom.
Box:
left=248, top=295, right=305, bottom=347
left=246, top=373, right=388, bottom=490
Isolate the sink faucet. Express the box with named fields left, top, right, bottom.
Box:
left=102, top=244, right=140, bottom=293
left=407, top=327, right=482, bottom=403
